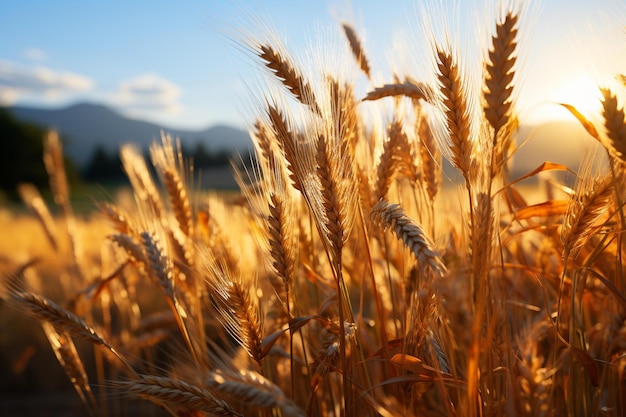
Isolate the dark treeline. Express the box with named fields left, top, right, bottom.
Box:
left=0, top=108, right=239, bottom=199
left=81, top=142, right=235, bottom=183
left=0, top=109, right=81, bottom=199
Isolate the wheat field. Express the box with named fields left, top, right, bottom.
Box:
left=1, top=3, right=625, bottom=417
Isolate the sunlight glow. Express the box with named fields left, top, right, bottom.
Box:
left=540, top=73, right=605, bottom=123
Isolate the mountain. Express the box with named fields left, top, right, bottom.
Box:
left=513, top=120, right=601, bottom=175
left=5, top=102, right=599, bottom=179
left=6, top=102, right=252, bottom=167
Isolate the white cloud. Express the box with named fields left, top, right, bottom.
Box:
left=0, top=60, right=93, bottom=105
left=23, top=47, right=47, bottom=62
left=112, top=73, right=182, bottom=115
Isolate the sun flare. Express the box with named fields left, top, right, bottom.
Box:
left=542, top=73, right=605, bottom=122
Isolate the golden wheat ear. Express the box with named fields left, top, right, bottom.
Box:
left=43, top=130, right=69, bottom=207
left=120, top=144, right=164, bottom=220
left=434, top=47, right=473, bottom=184
left=205, top=257, right=264, bottom=367
left=600, top=88, right=626, bottom=164
left=370, top=199, right=446, bottom=278
left=363, top=80, right=431, bottom=102
left=41, top=322, right=99, bottom=416
left=561, top=170, right=614, bottom=261
left=150, top=135, right=194, bottom=238
left=257, top=43, right=320, bottom=114
left=114, top=374, right=242, bottom=416
left=18, top=183, right=59, bottom=251
left=7, top=290, right=136, bottom=374
left=341, top=22, right=371, bottom=80
left=484, top=10, right=519, bottom=136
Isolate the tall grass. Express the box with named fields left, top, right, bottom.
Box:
left=1, top=2, right=626, bottom=417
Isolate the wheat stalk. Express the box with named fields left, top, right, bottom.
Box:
left=43, top=131, right=69, bottom=207
left=18, top=183, right=59, bottom=251
left=43, top=130, right=85, bottom=281
left=416, top=108, right=441, bottom=202
left=121, top=144, right=165, bottom=220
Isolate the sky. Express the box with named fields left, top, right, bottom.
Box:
left=0, top=0, right=624, bottom=131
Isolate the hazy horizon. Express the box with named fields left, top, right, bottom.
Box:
left=1, top=0, right=624, bottom=131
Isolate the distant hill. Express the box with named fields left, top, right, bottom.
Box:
left=513, top=119, right=602, bottom=175
left=5, top=102, right=600, bottom=179
left=5, top=102, right=252, bottom=167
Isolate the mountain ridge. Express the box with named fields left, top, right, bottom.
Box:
left=5, top=102, right=252, bottom=167
left=4, top=101, right=599, bottom=176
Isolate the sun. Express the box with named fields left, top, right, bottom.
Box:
left=540, top=73, right=605, bottom=123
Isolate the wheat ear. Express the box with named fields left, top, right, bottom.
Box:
left=484, top=11, right=519, bottom=136
left=316, top=134, right=351, bottom=270
left=370, top=199, right=446, bottom=278
left=207, top=259, right=264, bottom=366
left=205, top=369, right=304, bottom=416
left=44, top=131, right=84, bottom=280
left=41, top=322, right=98, bottom=416
left=101, top=203, right=137, bottom=237
left=150, top=136, right=193, bottom=238
left=327, top=77, right=360, bottom=153
left=18, top=183, right=59, bottom=251
left=600, top=88, right=626, bottom=164
left=121, top=144, right=164, bottom=220
left=435, top=48, right=473, bottom=182
left=266, top=104, right=304, bottom=192
left=363, top=81, right=430, bottom=102
left=268, top=189, right=297, bottom=294
left=140, top=231, right=202, bottom=364
left=375, top=119, right=418, bottom=201
left=251, top=119, right=274, bottom=164
left=43, top=130, right=69, bottom=207
left=258, top=43, right=320, bottom=113
left=9, top=291, right=135, bottom=373
left=116, top=374, right=242, bottom=416
left=561, top=171, right=614, bottom=260
left=416, top=108, right=442, bottom=202
left=341, top=22, right=371, bottom=79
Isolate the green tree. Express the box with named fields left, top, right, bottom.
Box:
left=0, top=109, right=48, bottom=194
left=82, top=145, right=125, bottom=182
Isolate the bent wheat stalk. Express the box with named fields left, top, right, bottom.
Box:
left=9, top=291, right=136, bottom=375
left=116, top=374, right=242, bottom=417
left=370, top=199, right=446, bottom=278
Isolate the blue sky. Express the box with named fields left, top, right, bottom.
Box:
left=0, top=0, right=624, bottom=130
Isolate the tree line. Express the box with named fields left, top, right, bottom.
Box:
left=0, top=109, right=236, bottom=199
